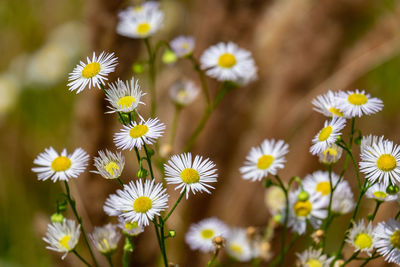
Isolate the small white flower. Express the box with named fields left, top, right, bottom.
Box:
left=117, top=8, right=164, bottom=39
left=185, top=217, right=229, bottom=252
left=164, top=153, right=217, bottom=199
left=117, top=217, right=144, bottom=236
left=103, top=179, right=169, bottom=227
left=170, top=36, right=195, bottom=58
left=200, top=42, right=257, bottom=84
left=43, top=219, right=80, bottom=260
left=264, top=187, right=286, bottom=215
left=312, top=90, right=345, bottom=118
left=296, top=248, right=333, bottom=267
left=169, top=79, right=199, bottom=106
left=32, top=147, right=89, bottom=182
left=310, top=117, right=346, bottom=155
left=105, top=78, right=145, bottom=114
left=68, top=51, right=118, bottom=94
left=226, top=228, right=257, bottom=262
left=336, top=89, right=383, bottom=117
left=240, top=139, right=289, bottom=182
left=366, top=183, right=397, bottom=202
left=90, top=224, right=121, bottom=255
left=375, top=219, right=400, bottom=265
left=92, top=150, right=125, bottom=179
left=318, top=144, right=343, bottom=164
left=113, top=118, right=165, bottom=150
left=346, top=219, right=376, bottom=256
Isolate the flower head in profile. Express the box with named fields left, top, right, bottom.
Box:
left=68, top=51, right=118, bottom=93
left=366, top=183, right=397, bottom=202
left=43, top=219, right=80, bottom=260
left=117, top=7, right=163, bottom=39
left=240, top=139, right=289, bottom=182
left=164, top=153, right=217, bottom=199
left=32, top=147, right=89, bottom=182
left=169, top=79, right=199, bottom=107
left=374, top=219, right=400, bottom=265
left=105, top=78, right=145, bottom=114
left=225, top=228, right=258, bottom=262
left=296, top=248, right=333, bottom=267
left=318, top=144, right=343, bottom=164
left=90, top=224, right=121, bottom=255
left=170, top=36, right=195, bottom=58
left=336, top=89, right=383, bottom=117
left=346, top=219, right=376, bottom=256
left=118, top=217, right=144, bottom=237
left=312, top=90, right=345, bottom=118
left=92, top=150, right=125, bottom=179
left=310, top=117, right=346, bottom=155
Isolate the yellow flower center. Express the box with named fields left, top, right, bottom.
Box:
left=51, top=156, right=72, bottom=172
left=293, top=200, right=312, bottom=217
left=257, top=155, right=274, bottom=170
left=118, top=96, right=136, bottom=108
left=230, top=244, right=243, bottom=255
left=354, top=233, right=373, bottom=249
left=328, top=107, right=343, bottom=117
left=218, top=53, right=236, bottom=68
left=373, top=191, right=387, bottom=199
left=316, top=181, right=331, bottom=196
left=125, top=221, right=139, bottom=231
left=318, top=126, right=332, bottom=141
left=201, top=229, right=215, bottom=239
left=82, top=62, right=101, bottom=79
left=306, top=259, right=322, bottom=267
left=376, top=154, right=397, bottom=171
left=133, top=196, right=152, bottom=213
left=59, top=235, right=71, bottom=250
left=180, top=168, right=200, bottom=184
left=101, top=238, right=110, bottom=251
left=129, top=125, right=149, bottom=139
left=104, top=161, right=119, bottom=176
left=137, top=23, right=151, bottom=35
left=177, top=90, right=188, bottom=101
left=323, top=147, right=337, bottom=158
left=348, top=93, right=367, bottom=105
left=391, top=230, right=400, bottom=249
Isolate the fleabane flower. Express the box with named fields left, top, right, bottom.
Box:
left=164, top=153, right=217, bottom=199
left=336, top=89, right=383, bottom=117
left=318, top=144, right=343, bottom=164
left=118, top=1, right=160, bottom=19
left=117, top=8, right=163, bottom=39
left=200, top=42, right=257, bottom=85
left=312, top=90, right=345, bottom=118
left=113, top=118, right=165, bottom=150
left=89, top=224, right=121, bottom=255
left=359, top=138, right=400, bottom=186
left=43, top=219, right=80, bottom=260
left=105, top=78, right=145, bottom=114
left=366, top=183, right=397, bottom=202
left=374, top=219, right=400, bottom=265
left=225, top=228, right=257, bottom=262
left=264, top=187, right=286, bottom=215
left=118, top=217, right=144, bottom=237
left=32, top=147, right=89, bottom=182
left=103, top=179, right=168, bottom=227
left=346, top=219, right=376, bottom=256
left=170, top=36, right=195, bottom=58
left=92, top=150, right=125, bottom=179
left=240, top=139, right=289, bottom=182
left=185, top=217, right=229, bottom=252
left=169, top=79, right=199, bottom=106
left=68, top=51, right=117, bottom=93
left=296, top=248, right=333, bottom=267
left=331, top=181, right=355, bottom=215
left=310, top=117, right=346, bottom=155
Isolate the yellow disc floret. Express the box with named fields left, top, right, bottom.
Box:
left=104, top=161, right=120, bottom=176
left=293, top=200, right=312, bottom=217
left=180, top=168, right=200, bottom=184
left=391, top=230, right=400, bottom=249
left=376, top=154, right=397, bottom=172
left=354, top=233, right=373, bottom=249
left=59, top=235, right=71, bottom=250
left=218, top=53, right=236, bottom=68
left=118, top=96, right=136, bottom=109
left=82, top=62, right=101, bottom=79
left=328, top=107, right=343, bottom=117
left=133, top=196, right=152, bottom=213
left=129, top=125, right=149, bottom=139
left=137, top=23, right=151, bottom=35
left=316, top=181, right=331, bottom=196
left=201, top=229, right=215, bottom=239
left=230, top=244, right=243, bottom=255
left=51, top=156, right=72, bottom=172
left=373, top=191, right=387, bottom=199
left=318, top=126, right=333, bottom=142
left=257, top=155, right=274, bottom=170
left=306, top=259, right=322, bottom=267
left=347, top=93, right=367, bottom=105
left=125, top=221, right=139, bottom=231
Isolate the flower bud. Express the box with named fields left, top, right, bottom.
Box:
left=387, top=184, right=399, bottom=195
left=132, top=63, right=144, bottom=74
left=168, top=230, right=176, bottom=238
left=162, top=49, right=177, bottom=65
left=51, top=213, right=64, bottom=223
left=297, top=190, right=309, bottom=201
left=137, top=168, right=149, bottom=178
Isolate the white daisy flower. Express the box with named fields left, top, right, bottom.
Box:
left=240, top=139, right=289, bottom=182
left=43, top=219, right=80, bottom=260
left=336, top=89, right=383, bottom=117
left=346, top=219, right=376, bottom=256
left=310, top=117, right=346, bottom=155
left=359, top=138, right=400, bottom=186
left=185, top=217, right=229, bottom=252
left=118, top=1, right=160, bottom=19
left=169, top=79, right=199, bottom=106
left=103, top=179, right=169, bottom=227
left=200, top=42, right=257, bottom=84
left=32, top=147, right=89, bottom=182
left=117, top=8, right=164, bottom=39
left=366, top=183, right=397, bottom=202
left=360, top=135, right=385, bottom=154
left=318, top=144, right=343, bottom=164
left=104, top=193, right=122, bottom=217
left=288, top=189, right=328, bottom=235
left=117, top=217, right=144, bottom=236
left=92, top=150, right=125, bottom=179
left=375, top=219, right=400, bottom=265
left=296, top=248, right=333, bottom=267
left=170, top=36, right=195, bottom=58
left=68, top=51, right=118, bottom=94
left=312, top=90, right=345, bottom=118
left=113, top=118, right=165, bottom=151
left=226, top=228, right=257, bottom=262
left=264, top=187, right=286, bottom=215
left=164, top=153, right=217, bottom=199
left=89, top=223, right=121, bottom=255
left=105, top=78, right=145, bottom=114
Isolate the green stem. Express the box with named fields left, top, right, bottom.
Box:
left=370, top=201, right=382, bottom=221
left=122, top=235, right=134, bottom=267
left=188, top=55, right=210, bottom=105
left=207, top=248, right=221, bottom=267
left=359, top=251, right=378, bottom=267
left=273, top=175, right=289, bottom=267
left=152, top=221, right=167, bottom=266
left=116, top=177, right=124, bottom=187
left=105, top=254, right=114, bottom=267
left=337, top=141, right=361, bottom=190
left=144, top=38, right=157, bottom=116
left=168, top=105, right=182, bottom=147
left=158, top=217, right=169, bottom=267
left=142, top=142, right=155, bottom=180
left=163, top=190, right=186, bottom=222
left=72, top=249, right=92, bottom=267
left=395, top=210, right=400, bottom=220
left=341, top=251, right=359, bottom=266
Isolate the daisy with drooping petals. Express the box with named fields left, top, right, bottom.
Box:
left=225, top=228, right=257, bottom=262
left=117, top=8, right=164, bottom=39
left=103, top=179, right=168, bottom=227
left=200, top=42, right=257, bottom=84
left=118, top=217, right=144, bottom=237
left=164, top=153, right=217, bottom=199
left=68, top=51, right=118, bottom=94
left=310, top=117, right=346, bottom=155
left=366, top=183, right=397, bottom=202
left=359, top=138, right=400, bottom=186
left=336, top=89, right=383, bottom=117
left=240, top=139, right=289, bottom=182
left=169, top=79, right=199, bottom=106
left=312, top=90, right=345, bottom=118
left=318, top=143, right=343, bottom=164
left=92, top=150, right=125, bottom=179
left=296, top=248, right=333, bottom=267
left=113, top=118, right=165, bottom=150
left=346, top=219, right=376, bottom=256
left=89, top=224, right=121, bottom=255
left=105, top=78, right=145, bottom=114
left=32, top=147, right=89, bottom=182
left=185, top=217, right=229, bottom=252
left=170, top=36, right=195, bottom=58
left=43, top=219, right=80, bottom=260
left=374, top=219, right=400, bottom=265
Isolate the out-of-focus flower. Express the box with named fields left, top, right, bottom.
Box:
left=170, top=36, right=195, bottom=58
left=318, top=144, right=343, bottom=164
left=118, top=217, right=144, bottom=236
left=296, top=248, right=333, bottom=267
left=0, top=73, right=20, bottom=115
left=374, top=219, right=400, bottom=265
left=90, top=224, right=121, bottom=255
left=118, top=1, right=160, bottom=19
left=264, top=187, right=286, bottom=215
left=310, top=117, right=346, bottom=155
left=225, top=228, right=258, bottom=262
left=336, top=90, right=383, bottom=118
left=169, top=79, right=199, bottom=106
left=366, top=183, right=397, bottom=202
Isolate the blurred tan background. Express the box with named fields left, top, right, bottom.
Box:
left=1, top=0, right=400, bottom=266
